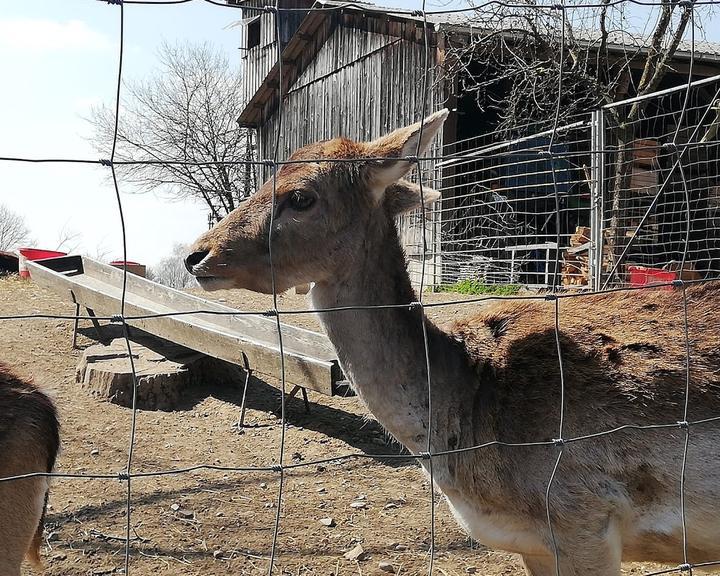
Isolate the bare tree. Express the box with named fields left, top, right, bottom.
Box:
left=147, top=244, right=197, bottom=289
left=54, top=224, right=82, bottom=254
left=0, top=205, right=32, bottom=252
left=444, top=0, right=706, bottom=269
left=88, top=42, right=256, bottom=222
left=446, top=0, right=701, bottom=132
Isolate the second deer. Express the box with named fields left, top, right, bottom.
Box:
left=0, top=362, right=59, bottom=576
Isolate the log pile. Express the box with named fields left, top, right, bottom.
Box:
left=562, top=226, right=591, bottom=286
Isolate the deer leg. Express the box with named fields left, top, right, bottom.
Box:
left=522, top=554, right=555, bottom=576
left=0, top=475, right=45, bottom=576
left=523, top=548, right=621, bottom=576
left=524, top=517, right=622, bottom=576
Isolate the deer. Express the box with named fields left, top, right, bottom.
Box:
left=0, top=362, right=60, bottom=576
left=185, top=109, right=720, bottom=575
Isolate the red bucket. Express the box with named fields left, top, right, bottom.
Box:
left=17, top=248, right=67, bottom=278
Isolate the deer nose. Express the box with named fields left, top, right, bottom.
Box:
left=184, top=250, right=210, bottom=273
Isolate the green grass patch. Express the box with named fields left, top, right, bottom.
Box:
left=436, top=280, right=522, bottom=296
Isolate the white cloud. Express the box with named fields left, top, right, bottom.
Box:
left=0, top=18, right=112, bottom=53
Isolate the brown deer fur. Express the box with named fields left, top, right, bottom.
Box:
left=0, top=362, right=59, bottom=576
left=186, top=110, right=720, bottom=575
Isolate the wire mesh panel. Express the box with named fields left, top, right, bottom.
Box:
left=599, top=75, right=720, bottom=288
left=433, top=118, right=594, bottom=289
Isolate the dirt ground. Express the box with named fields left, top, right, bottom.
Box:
left=0, top=276, right=659, bottom=576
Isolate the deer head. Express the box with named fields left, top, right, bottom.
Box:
left=185, top=109, right=448, bottom=293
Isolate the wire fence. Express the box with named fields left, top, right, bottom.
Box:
left=598, top=75, right=720, bottom=289
left=428, top=118, right=593, bottom=288
left=1, top=0, right=719, bottom=575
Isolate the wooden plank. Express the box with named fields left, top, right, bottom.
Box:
left=28, top=256, right=340, bottom=396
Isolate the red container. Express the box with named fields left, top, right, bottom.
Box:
left=628, top=265, right=677, bottom=291
left=110, top=260, right=147, bottom=278
left=17, top=248, right=67, bottom=278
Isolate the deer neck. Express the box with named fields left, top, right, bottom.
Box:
left=311, top=217, right=441, bottom=452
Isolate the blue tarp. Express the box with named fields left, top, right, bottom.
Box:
left=501, top=136, right=572, bottom=198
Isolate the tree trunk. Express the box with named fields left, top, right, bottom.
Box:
left=76, top=337, right=241, bottom=410
left=606, top=122, right=635, bottom=282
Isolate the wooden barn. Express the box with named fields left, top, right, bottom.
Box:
left=230, top=0, right=448, bottom=285
left=234, top=0, right=446, bottom=166
left=230, top=0, right=720, bottom=289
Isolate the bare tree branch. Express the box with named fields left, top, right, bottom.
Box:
left=444, top=1, right=706, bottom=135
left=54, top=224, right=83, bottom=253
left=86, top=42, right=255, bottom=219
left=628, top=0, right=697, bottom=120
left=146, top=243, right=197, bottom=289
left=0, top=205, right=33, bottom=252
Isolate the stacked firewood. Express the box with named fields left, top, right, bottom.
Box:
left=562, top=226, right=591, bottom=286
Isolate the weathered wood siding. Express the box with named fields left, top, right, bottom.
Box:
left=258, top=21, right=444, bottom=162
left=240, top=0, right=311, bottom=107
left=254, top=18, right=446, bottom=286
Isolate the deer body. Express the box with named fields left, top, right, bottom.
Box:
left=0, top=362, right=59, bottom=576
left=186, top=110, right=720, bottom=575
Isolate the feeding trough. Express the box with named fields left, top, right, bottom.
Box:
left=27, top=255, right=345, bottom=398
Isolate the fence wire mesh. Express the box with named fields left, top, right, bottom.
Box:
left=0, top=0, right=719, bottom=575
left=600, top=75, right=720, bottom=289
left=432, top=118, right=594, bottom=288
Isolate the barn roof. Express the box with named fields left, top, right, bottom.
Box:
left=321, top=0, right=720, bottom=61
left=237, top=0, right=720, bottom=127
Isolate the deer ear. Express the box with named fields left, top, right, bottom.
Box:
left=384, top=179, right=441, bottom=215
left=365, top=109, right=449, bottom=202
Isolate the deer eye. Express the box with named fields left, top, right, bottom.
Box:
left=287, top=190, right=315, bottom=211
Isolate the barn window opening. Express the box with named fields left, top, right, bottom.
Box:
left=246, top=17, right=261, bottom=50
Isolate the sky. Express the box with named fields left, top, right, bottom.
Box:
left=0, top=0, right=718, bottom=266
left=0, top=1, right=245, bottom=265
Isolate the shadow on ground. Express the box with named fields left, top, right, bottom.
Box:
left=76, top=324, right=411, bottom=466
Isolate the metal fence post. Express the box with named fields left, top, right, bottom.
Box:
left=590, top=108, right=606, bottom=291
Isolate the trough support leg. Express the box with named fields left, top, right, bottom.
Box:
left=237, top=352, right=252, bottom=429
left=300, top=387, right=310, bottom=413
left=545, top=246, right=551, bottom=287
left=72, top=302, right=80, bottom=349
left=288, top=385, right=311, bottom=414
left=86, top=308, right=109, bottom=345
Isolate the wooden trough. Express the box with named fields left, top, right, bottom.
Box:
left=27, top=255, right=344, bottom=397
